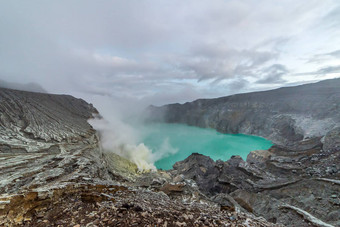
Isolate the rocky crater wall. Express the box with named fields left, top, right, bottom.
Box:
left=148, top=78, right=340, bottom=149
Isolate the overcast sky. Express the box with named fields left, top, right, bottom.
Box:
left=1, top=0, right=340, bottom=106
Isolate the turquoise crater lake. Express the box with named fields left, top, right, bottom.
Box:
left=139, top=123, right=273, bottom=170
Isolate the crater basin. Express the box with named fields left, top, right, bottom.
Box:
left=139, top=123, right=273, bottom=170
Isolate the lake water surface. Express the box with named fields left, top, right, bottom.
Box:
left=139, top=123, right=273, bottom=170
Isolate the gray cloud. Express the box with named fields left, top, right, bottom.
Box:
left=172, top=45, right=278, bottom=82
left=225, top=78, right=250, bottom=93
left=296, top=65, right=340, bottom=77
left=322, top=5, right=340, bottom=28
left=0, top=79, right=47, bottom=93
left=0, top=0, right=339, bottom=106
left=326, top=50, right=340, bottom=58
left=256, top=64, right=288, bottom=84
left=307, top=49, right=340, bottom=63
left=315, top=65, right=340, bottom=75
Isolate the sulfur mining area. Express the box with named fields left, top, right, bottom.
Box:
left=0, top=79, right=340, bottom=227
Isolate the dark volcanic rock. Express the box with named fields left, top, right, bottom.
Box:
left=171, top=148, right=340, bottom=226
left=172, top=153, right=222, bottom=194
left=148, top=78, right=340, bottom=148
left=1, top=183, right=278, bottom=227
left=323, top=127, right=340, bottom=151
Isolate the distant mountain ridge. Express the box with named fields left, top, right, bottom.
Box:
left=148, top=78, right=340, bottom=148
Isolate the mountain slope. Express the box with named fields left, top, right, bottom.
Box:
left=0, top=87, right=98, bottom=153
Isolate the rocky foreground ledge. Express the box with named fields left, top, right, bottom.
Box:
left=0, top=87, right=277, bottom=226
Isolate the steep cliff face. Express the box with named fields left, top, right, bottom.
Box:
left=0, top=87, right=115, bottom=196
left=0, top=87, right=98, bottom=153
left=149, top=78, right=340, bottom=148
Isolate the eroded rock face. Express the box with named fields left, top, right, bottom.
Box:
left=0, top=88, right=115, bottom=196
left=147, top=78, right=340, bottom=148
left=0, top=87, right=98, bottom=153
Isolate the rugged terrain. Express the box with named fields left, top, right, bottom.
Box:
left=148, top=79, right=340, bottom=227
left=0, top=87, right=275, bottom=226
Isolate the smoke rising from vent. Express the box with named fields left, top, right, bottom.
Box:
left=89, top=117, right=156, bottom=172
left=86, top=95, right=178, bottom=172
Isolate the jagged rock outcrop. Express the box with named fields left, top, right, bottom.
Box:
left=148, top=78, right=340, bottom=148
left=0, top=87, right=275, bottom=226
left=170, top=146, right=340, bottom=226
left=1, top=183, right=277, bottom=227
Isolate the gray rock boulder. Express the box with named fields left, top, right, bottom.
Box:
left=171, top=147, right=340, bottom=226
left=323, top=127, right=340, bottom=151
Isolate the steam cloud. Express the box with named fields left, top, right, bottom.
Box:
left=89, top=117, right=156, bottom=172
left=150, top=138, right=178, bottom=162
left=87, top=96, right=178, bottom=172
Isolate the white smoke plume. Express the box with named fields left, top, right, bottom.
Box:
left=149, top=138, right=178, bottom=163
left=88, top=116, right=156, bottom=172
left=85, top=95, right=162, bottom=172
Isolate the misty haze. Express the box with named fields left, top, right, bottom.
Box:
left=0, top=1, right=339, bottom=226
